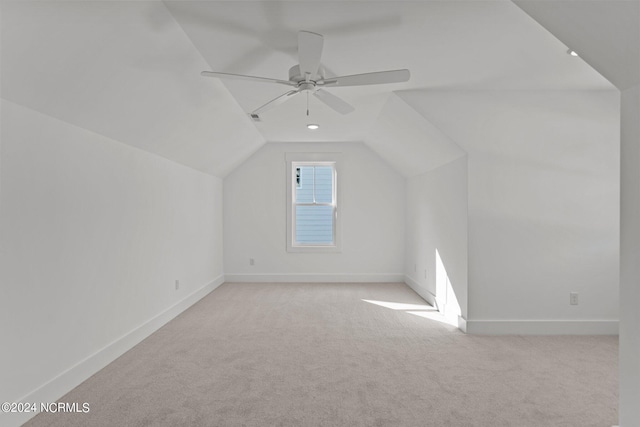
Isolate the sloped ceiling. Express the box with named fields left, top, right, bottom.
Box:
left=364, top=93, right=465, bottom=177
left=1, top=1, right=264, bottom=177
left=514, top=0, right=640, bottom=91
left=1, top=1, right=614, bottom=178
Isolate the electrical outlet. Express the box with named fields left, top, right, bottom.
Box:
left=249, top=258, right=255, bottom=266
left=175, top=280, right=180, bottom=291
left=570, top=292, right=579, bottom=305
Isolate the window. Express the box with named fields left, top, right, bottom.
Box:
left=286, top=153, right=341, bottom=252
left=294, top=164, right=335, bottom=245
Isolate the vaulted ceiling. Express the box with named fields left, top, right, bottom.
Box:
left=1, top=1, right=614, bottom=178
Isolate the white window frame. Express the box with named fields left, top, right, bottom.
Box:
left=286, top=153, right=342, bottom=253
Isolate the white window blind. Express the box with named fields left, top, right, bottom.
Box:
left=294, top=164, right=335, bottom=245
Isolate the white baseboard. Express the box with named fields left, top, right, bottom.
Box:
left=457, top=316, right=468, bottom=333
left=404, top=275, right=468, bottom=332
left=224, top=273, right=405, bottom=283
left=4, top=275, right=225, bottom=427
left=403, top=274, right=436, bottom=307
left=465, top=319, right=619, bottom=335
left=405, top=275, right=619, bottom=336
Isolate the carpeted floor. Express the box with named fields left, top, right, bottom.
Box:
left=25, top=282, right=618, bottom=426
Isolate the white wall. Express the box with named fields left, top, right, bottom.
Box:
left=223, top=142, right=404, bottom=282
left=620, top=84, right=640, bottom=426
left=0, top=100, right=224, bottom=426
left=404, top=156, right=468, bottom=323
left=507, top=2, right=639, bottom=421
left=400, top=90, right=620, bottom=334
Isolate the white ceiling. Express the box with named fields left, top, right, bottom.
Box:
left=1, top=1, right=614, bottom=177
left=514, top=0, right=640, bottom=91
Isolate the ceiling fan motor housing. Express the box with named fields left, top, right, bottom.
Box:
left=288, top=64, right=325, bottom=85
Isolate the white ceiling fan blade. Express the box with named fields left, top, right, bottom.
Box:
left=252, top=90, right=300, bottom=115
left=298, top=31, right=324, bottom=80
left=313, top=89, right=355, bottom=115
left=318, top=69, right=410, bottom=87
left=201, top=71, right=296, bottom=87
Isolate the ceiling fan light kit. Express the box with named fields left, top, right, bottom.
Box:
left=202, top=30, right=410, bottom=117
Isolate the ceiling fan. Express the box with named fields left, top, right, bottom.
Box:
left=201, top=31, right=410, bottom=117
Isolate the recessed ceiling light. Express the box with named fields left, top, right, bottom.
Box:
left=307, top=124, right=319, bottom=130
left=567, top=49, right=579, bottom=57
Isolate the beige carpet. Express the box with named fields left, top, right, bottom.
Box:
left=25, top=282, right=618, bottom=426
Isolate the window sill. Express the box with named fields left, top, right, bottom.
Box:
left=287, top=244, right=342, bottom=253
